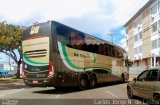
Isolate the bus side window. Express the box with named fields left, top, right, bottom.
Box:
left=106, top=47, right=108, bottom=56
left=114, top=47, right=119, bottom=58
left=88, top=44, right=92, bottom=52
left=92, top=44, right=98, bottom=53
left=82, top=43, right=87, bottom=51
left=98, top=43, right=103, bottom=55
left=107, top=45, right=111, bottom=56
left=71, top=31, right=85, bottom=50
left=55, top=23, right=71, bottom=46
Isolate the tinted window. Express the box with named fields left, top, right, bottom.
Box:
left=147, top=70, right=159, bottom=81
left=23, top=22, right=50, bottom=40
left=71, top=32, right=85, bottom=50
left=55, top=23, right=71, bottom=45
left=93, top=69, right=111, bottom=74
left=137, top=70, right=149, bottom=81
left=158, top=71, right=160, bottom=81
left=55, top=22, right=85, bottom=49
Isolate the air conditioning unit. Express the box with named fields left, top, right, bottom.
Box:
left=151, top=53, right=155, bottom=56
left=152, top=17, right=154, bottom=21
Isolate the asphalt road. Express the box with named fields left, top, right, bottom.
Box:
left=0, top=82, right=148, bottom=105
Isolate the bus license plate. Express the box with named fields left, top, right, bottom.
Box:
left=33, top=80, right=38, bottom=84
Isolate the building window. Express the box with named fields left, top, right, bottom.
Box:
left=134, top=47, right=138, bottom=55
left=151, top=4, right=158, bottom=15
left=134, top=17, right=142, bottom=28
left=152, top=22, right=157, bottom=33
left=159, top=38, right=160, bottom=47
left=139, top=32, right=142, bottom=40
left=134, top=46, right=142, bottom=55
left=134, top=32, right=142, bottom=42
left=134, top=21, right=137, bottom=28
left=137, top=17, right=142, bottom=25
left=152, top=39, right=158, bottom=49
left=158, top=20, right=160, bottom=28
left=134, top=34, right=138, bottom=42
left=158, top=2, right=160, bottom=11
left=139, top=46, right=142, bottom=53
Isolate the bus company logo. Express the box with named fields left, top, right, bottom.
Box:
left=30, top=26, right=39, bottom=35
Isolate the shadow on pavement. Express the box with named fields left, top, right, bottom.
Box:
left=33, top=81, right=126, bottom=95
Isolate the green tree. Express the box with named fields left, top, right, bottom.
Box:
left=0, top=21, right=23, bottom=78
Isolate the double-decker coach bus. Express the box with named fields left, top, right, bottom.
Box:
left=22, top=21, right=129, bottom=90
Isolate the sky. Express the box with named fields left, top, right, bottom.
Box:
left=0, top=0, right=149, bottom=62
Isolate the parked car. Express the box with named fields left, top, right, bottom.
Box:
left=127, top=68, right=160, bottom=103
left=0, top=70, right=9, bottom=78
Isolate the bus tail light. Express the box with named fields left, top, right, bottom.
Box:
left=47, top=61, right=54, bottom=77
left=22, top=62, right=26, bottom=78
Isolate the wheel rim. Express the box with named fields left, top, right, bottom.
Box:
left=127, top=87, right=132, bottom=98
left=155, top=94, right=160, bottom=101
left=90, top=78, right=95, bottom=87
left=80, top=78, right=86, bottom=87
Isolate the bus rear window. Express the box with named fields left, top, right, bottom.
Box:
left=23, top=22, right=51, bottom=40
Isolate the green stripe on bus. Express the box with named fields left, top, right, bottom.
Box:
left=23, top=53, right=48, bottom=65
left=60, top=42, right=111, bottom=72
left=61, top=43, right=84, bottom=70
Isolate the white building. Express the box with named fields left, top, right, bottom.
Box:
left=124, top=0, right=160, bottom=74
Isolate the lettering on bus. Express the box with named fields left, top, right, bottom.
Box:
left=74, top=52, right=89, bottom=58
left=30, top=26, right=39, bottom=35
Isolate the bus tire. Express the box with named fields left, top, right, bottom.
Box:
left=154, top=94, right=160, bottom=104
left=89, top=75, right=97, bottom=89
left=79, top=76, right=88, bottom=90
left=23, top=80, right=30, bottom=86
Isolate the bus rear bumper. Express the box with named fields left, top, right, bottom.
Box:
left=23, top=78, right=56, bottom=87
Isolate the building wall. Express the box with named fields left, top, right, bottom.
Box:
left=126, top=0, right=160, bottom=70
left=150, top=0, right=160, bottom=67
left=129, top=60, right=147, bottom=74
left=142, top=8, right=151, bottom=59
left=128, top=23, right=134, bottom=61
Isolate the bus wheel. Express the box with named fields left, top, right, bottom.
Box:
left=23, top=80, right=29, bottom=86
left=154, top=94, right=160, bottom=104
left=89, top=75, right=97, bottom=89
left=79, top=76, right=88, bottom=90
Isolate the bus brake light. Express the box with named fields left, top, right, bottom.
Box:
left=47, top=61, right=54, bottom=77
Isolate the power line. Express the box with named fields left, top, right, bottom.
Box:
left=119, top=0, right=148, bottom=25
left=120, top=22, right=160, bottom=49
left=120, top=9, right=160, bottom=45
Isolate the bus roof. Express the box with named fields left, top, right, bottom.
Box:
left=31, top=20, right=126, bottom=53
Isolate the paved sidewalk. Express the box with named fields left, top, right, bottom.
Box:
left=0, top=78, right=26, bottom=90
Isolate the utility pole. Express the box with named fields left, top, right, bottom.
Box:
left=107, top=34, right=114, bottom=44
left=9, top=54, right=11, bottom=71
